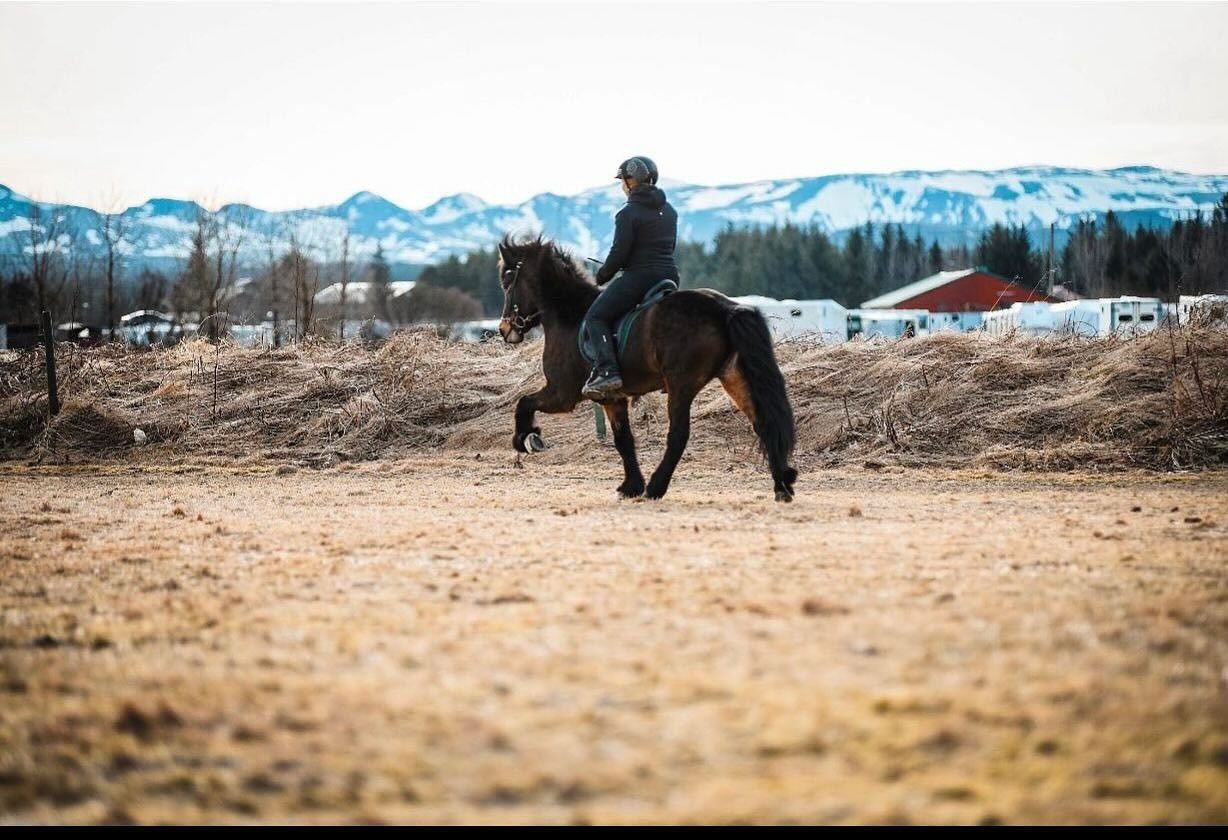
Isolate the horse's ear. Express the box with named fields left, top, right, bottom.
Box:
left=496, top=240, right=510, bottom=265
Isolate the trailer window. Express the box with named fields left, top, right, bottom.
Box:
left=1117, top=314, right=1133, bottom=323
left=790, top=309, right=802, bottom=317
left=1140, top=314, right=1155, bottom=322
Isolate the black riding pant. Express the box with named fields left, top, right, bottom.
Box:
left=582, top=270, right=677, bottom=368
left=586, top=269, right=677, bottom=331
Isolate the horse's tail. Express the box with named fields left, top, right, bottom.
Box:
left=725, top=304, right=798, bottom=500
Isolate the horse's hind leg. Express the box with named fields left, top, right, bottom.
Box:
left=721, top=361, right=795, bottom=502
left=645, top=386, right=698, bottom=500
left=719, top=360, right=756, bottom=424
left=603, top=398, right=644, bottom=499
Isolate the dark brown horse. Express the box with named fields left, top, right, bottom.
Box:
left=496, top=235, right=798, bottom=502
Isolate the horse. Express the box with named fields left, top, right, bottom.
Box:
left=496, top=234, right=798, bottom=502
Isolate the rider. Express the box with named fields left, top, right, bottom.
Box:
left=581, top=156, right=680, bottom=400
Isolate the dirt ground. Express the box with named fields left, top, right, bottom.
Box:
left=2, top=455, right=1227, bottom=824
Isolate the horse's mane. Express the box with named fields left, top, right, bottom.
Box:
left=500, top=234, right=599, bottom=325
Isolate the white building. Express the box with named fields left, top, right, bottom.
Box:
left=313, top=280, right=416, bottom=307
left=118, top=310, right=179, bottom=346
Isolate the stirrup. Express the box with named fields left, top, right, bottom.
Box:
left=583, top=371, right=624, bottom=400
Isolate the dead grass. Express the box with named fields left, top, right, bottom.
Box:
left=1, top=323, right=1225, bottom=470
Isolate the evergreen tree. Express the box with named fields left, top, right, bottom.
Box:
left=171, top=220, right=210, bottom=320
left=975, top=223, right=1041, bottom=288
left=1103, top=212, right=1127, bottom=290
left=928, top=240, right=943, bottom=274
left=843, top=226, right=874, bottom=306
left=369, top=243, right=392, bottom=322
left=876, top=224, right=895, bottom=293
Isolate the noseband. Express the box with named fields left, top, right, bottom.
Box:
left=503, top=259, right=541, bottom=332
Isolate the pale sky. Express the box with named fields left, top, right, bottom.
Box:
left=2, top=0, right=1227, bottom=211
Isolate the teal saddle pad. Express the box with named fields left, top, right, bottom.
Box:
left=578, top=279, right=678, bottom=364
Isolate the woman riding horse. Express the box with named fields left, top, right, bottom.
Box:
left=581, top=156, right=678, bottom=400
left=496, top=160, right=798, bottom=501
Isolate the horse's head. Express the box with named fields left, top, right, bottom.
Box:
left=497, top=235, right=549, bottom=344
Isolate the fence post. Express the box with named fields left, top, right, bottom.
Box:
left=593, top=403, right=606, bottom=441
left=40, top=309, right=60, bottom=416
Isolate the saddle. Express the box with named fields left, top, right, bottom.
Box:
left=578, top=279, right=678, bottom=364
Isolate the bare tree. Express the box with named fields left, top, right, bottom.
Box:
left=172, top=211, right=212, bottom=330
left=338, top=225, right=351, bottom=340
left=25, top=203, right=68, bottom=313
left=260, top=220, right=284, bottom=346
left=283, top=232, right=318, bottom=340
left=100, top=196, right=129, bottom=339
left=172, top=204, right=250, bottom=341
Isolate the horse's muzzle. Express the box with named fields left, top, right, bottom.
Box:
left=499, top=318, right=523, bottom=344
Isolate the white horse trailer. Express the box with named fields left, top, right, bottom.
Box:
left=846, top=309, right=929, bottom=340
left=928, top=311, right=984, bottom=332
left=1099, top=296, right=1165, bottom=335
left=1052, top=300, right=1101, bottom=336
left=449, top=319, right=504, bottom=342
left=732, top=296, right=848, bottom=343
left=1178, top=294, right=1228, bottom=325
left=980, top=302, right=1060, bottom=337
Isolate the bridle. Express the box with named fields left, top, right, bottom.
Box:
left=502, top=259, right=541, bottom=332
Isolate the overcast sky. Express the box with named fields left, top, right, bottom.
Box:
left=2, top=1, right=1227, bottom=211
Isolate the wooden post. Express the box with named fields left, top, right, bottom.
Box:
left=593, top=403, right=606, bottom=441
left=40, top=309, right=60, bottom=416
left=1048, top=223, right=1056, bottom=295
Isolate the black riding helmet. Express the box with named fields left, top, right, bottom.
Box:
left=615, top=156, right=659, bottom=185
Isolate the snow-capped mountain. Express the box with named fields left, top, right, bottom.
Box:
left=2, top=166, right=1226, bottom=271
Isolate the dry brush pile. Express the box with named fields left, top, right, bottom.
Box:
left=1, top=322, right=1226, bottom=470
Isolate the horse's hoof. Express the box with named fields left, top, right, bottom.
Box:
left=617, top=479, right=645, bottom=499
left=774, top=488, right=794, bottom=503
left=526, top=432, right=547, bottom=452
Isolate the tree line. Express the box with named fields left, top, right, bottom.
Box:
left=415, top=193, right=1227, bottom=314
left=0, top=203, right=483, bottom=339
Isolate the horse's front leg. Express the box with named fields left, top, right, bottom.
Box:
left=603, top=398, right=644, bottom=498
left=513, top=384, right=578, bottom=453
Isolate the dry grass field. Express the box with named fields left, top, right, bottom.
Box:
left=2, top=456, right=1226, bottom=824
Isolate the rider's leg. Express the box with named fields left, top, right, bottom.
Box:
left=581, top=313, right=622, bottom=399
left=582, top=271, right=659, bottom=399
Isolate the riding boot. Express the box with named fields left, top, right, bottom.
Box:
left=582, top=324, right=623, bottom=400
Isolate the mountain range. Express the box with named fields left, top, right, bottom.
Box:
left=2, top=166, right=1226, bottom=273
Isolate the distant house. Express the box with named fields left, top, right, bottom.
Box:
left=0, top=323, right=40, bottom=350
left=314, top=281, right=416, bottom=307
left=119, top=310, right=179, bottom=346
left=312, top=280, right=418, bottom=335
left=56, top=322, right=103, bottom=345
left=861, top=267, right=1060, bottom=312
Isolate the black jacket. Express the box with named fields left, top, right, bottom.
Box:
left=595, top=184, right=679, bottom=285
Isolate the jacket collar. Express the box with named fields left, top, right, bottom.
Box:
left=627, top=184, right=667, bottom=208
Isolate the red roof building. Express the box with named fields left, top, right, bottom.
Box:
left=860, top=267, right=1060, bottom=312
